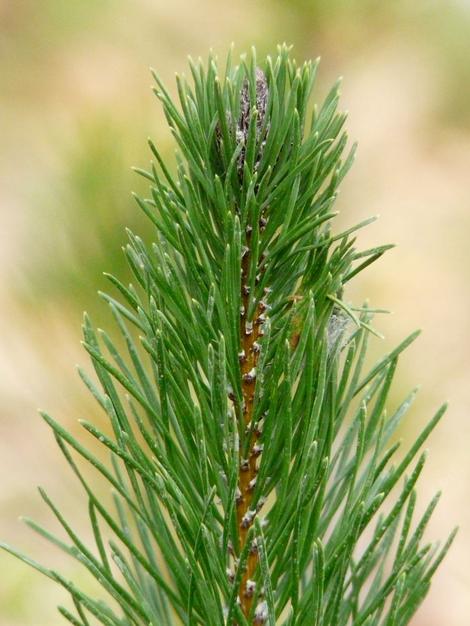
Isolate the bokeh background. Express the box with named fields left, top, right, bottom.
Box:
left=0, top=1, right=469, bottom=624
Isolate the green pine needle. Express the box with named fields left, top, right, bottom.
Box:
left=1, top=44, right=455, bottom=626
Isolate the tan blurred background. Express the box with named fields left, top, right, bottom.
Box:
left=0, top=1, right=469, bottom=624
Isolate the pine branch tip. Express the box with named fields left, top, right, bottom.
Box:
left=4, top=45, right=454, bottom=626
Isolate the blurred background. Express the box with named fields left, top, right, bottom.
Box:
left=0, top=0, right=469, bottom=624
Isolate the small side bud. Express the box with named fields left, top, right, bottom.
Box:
left=256, top=496, right=267, bottom=511
left=240, top=459, right=249, bottom=472
left=254, top=601, right=268, bottom=624
left=245, top=579, right=256, bottom=598
left=241, top=509, right=256, bottom=528
left=243, top=368, right=257, bottom=384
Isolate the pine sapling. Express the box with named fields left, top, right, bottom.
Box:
left=1, top=45, right=456, bottom=626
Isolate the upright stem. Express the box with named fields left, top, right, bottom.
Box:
left=229, top=66, right=269, bottom=621
left=236, top=230, right=266, bottom=618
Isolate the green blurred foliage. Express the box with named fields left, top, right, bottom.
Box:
left=18, top=115, right=151, bottom=321
left=1, top=1, right=470, bottom=623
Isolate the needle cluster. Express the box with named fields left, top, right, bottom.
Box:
left=1, top=44, right=455, bottom=626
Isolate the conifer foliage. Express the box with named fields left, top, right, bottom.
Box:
left=1, top=45, right=455, bottom=626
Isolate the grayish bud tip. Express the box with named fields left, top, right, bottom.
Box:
left=237, top=68, right=269, bottom=176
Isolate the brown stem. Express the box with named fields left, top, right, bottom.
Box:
left=236, top=234, right=265, bottom=618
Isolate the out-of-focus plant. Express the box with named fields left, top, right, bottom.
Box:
left=1, top=45, right=455, bottom=625
left=20, top=116, right=151, bottom=319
